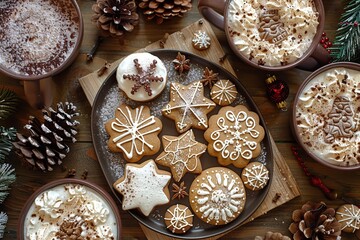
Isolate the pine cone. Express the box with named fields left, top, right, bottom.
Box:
left=92, top=0, right=139, bottom=38
left=13, top=102, right=79, bottom=172
left=138, top=0, right=192, bottom=24
left=254, top=231, right=291, bottom=240
left=289, top=201, right=342, bottom=240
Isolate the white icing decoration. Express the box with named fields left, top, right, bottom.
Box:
left=66, top=184, right=87, bottom=205
left=192, top=30, right=211, bottom=49
left=243, top=163, right=270, bottom=190
left=193, top=169, right=245, bottom=225
left=162, top=82, right=215, bottom=131
left=211, top=80, right=238, bottom=105
left=210, top=110, right=260, bottom=161
left=111, top=105, right=161, bottom=159
left=164, top=205, right=194, bottom=233
left=115, top=160, right=171, bottom=216
left=336, top=205, right=360, bottom=232
left=155, top=129, right=206, bottom=181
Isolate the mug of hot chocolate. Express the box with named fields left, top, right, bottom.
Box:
left=198, top=0, right=329, bottom=71
left=0, top=0, right=83, bottom=109
left=292, top=62, right=360, bottom=170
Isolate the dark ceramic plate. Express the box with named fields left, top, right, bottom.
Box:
left=91, top=49, right=273, bottom=239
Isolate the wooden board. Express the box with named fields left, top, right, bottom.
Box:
left=79, top=19, right=300, bottom=240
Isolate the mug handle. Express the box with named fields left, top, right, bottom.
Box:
left=198, top=0, right=227, bottom=30
left=297, top=44, right=330, bottom=71
left=23, top=77, right=54, bottom=109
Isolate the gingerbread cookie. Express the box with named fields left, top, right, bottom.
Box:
left=155, top=129, right=206, bottom=182
left=113, top=160, right=171, bottom=216
left=105, top=104, right=162, bottom=162
left=116, top=52, right=167, bottom=102
left=189, top=167, right=246, bottom=225
left=192, top=30, right=211, bottom=50
left=210, top=79, right=238, bottom=106
left=204, top=105, right=265, bottom=168
left=164, top=204, right=194, bottom=234
left=241, top=162, right=270, bottom=191
left=336, top=204, right=360, bottom=233
left=162, top=81, right=216, bottom=133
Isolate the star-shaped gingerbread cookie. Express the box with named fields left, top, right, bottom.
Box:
left=113, top=160, right=171, bottom=216
left=162, top=81, right=216, bottom=133
left=105, top=104, right=162, bottom=162
left=155, top=129, right=206, bottom=182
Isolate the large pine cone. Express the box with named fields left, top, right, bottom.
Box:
left=289, top=202, right=342, bottom=240
left=92, top=0, right=139, bottom=38
left=138, top=0, right=192, bottom=24
left=13, top=102, right=79, bottom=172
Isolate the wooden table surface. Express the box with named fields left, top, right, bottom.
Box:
left=1, top=0, right=359, bottom=239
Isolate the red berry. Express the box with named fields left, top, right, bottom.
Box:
left=322, top=32, right=326, bottom=37
left=327, top=49, right=331, bottom=53
left=355, top=21, right=358, bottom=27
left=328, top=42, right=332, bottom=47
left=323, top=44, right=328, bottom=48
left=325, top=37, right=329, bottom=42
left=320, top=39, right=325, bottom=44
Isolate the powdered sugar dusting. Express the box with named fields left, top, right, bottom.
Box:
left=0, top=0, right=80, bottom=76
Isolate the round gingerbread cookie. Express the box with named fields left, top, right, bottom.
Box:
left=210, top=79, right=238, bottom=106
left=192, top=30, right=211, bottom=51
left=189, top=167, right=246, bottom=225
left=241, top=162, right=270, bottom=191
left=164, top=204, right=194, bottom=234
left=116, top=52, right=167, bottom=102
left=204, top=105, right=265, bottom=168
left=336, top=204, right=360, bottom=233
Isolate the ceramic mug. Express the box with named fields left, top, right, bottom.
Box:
left=0, top=0, right=83, bottom=109
left=198, top=0, right=330, bottom=71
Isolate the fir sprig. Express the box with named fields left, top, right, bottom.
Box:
left=0, top=212, right=8, bottom=239
left=0, top=127, right=17, bottom=163
left=0, top=163, right=16, bottom=204
left=330, top=0, right=360, bottom=63
left=0, top=88, right=19, bottom=121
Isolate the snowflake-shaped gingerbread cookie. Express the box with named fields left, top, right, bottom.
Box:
left=105, top=104, right=162, bottom=162
left=192, top=30, right=211, bottom=50
left=204, top=105, right=265, bottom=168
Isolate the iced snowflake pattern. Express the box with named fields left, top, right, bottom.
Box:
left=192, top=31, right=211, bottom=50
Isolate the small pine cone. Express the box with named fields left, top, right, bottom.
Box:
left=289, top=201, right=342, bottom=240
left=13, top=102, right=79, bottom=172
left=138, top=0, right=192, bottom=24
left=92, top=0, right=139, bottom=38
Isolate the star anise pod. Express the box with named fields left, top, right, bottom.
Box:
left=172, top=52, right=190, bottom=74
left=200, top=67, right=219, bottom=88
left=172, top=181, right=188, bottom=200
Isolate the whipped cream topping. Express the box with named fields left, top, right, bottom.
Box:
left=295, top=68, right=360, bottom=167
left=227, top=0, right=319, bottom=66
left=24, top=184, right=117, bottom=240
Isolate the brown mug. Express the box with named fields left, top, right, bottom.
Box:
left=0, top=0, right=84, bottom=109
left=198, top=0, right=330, bottom=71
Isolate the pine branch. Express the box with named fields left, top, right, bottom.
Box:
left=0, top=163, right=16, bottom=204
left=0, top=88, right=19, bottom=121
left=0, top=127, right=16, bottom=163
left=0, top=212, right=8, bottom=239
left=330, top=0, right=360, bottom=63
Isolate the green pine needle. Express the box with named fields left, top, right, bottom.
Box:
left=0, top=127, right=17, bottom=163
left=330, top=0, right=360, bottom=63
left=0, top=88, right=19, bottom=121
left=0, top=163, right=16, bottom=204
left=0, top=212, right=8, bottom=239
